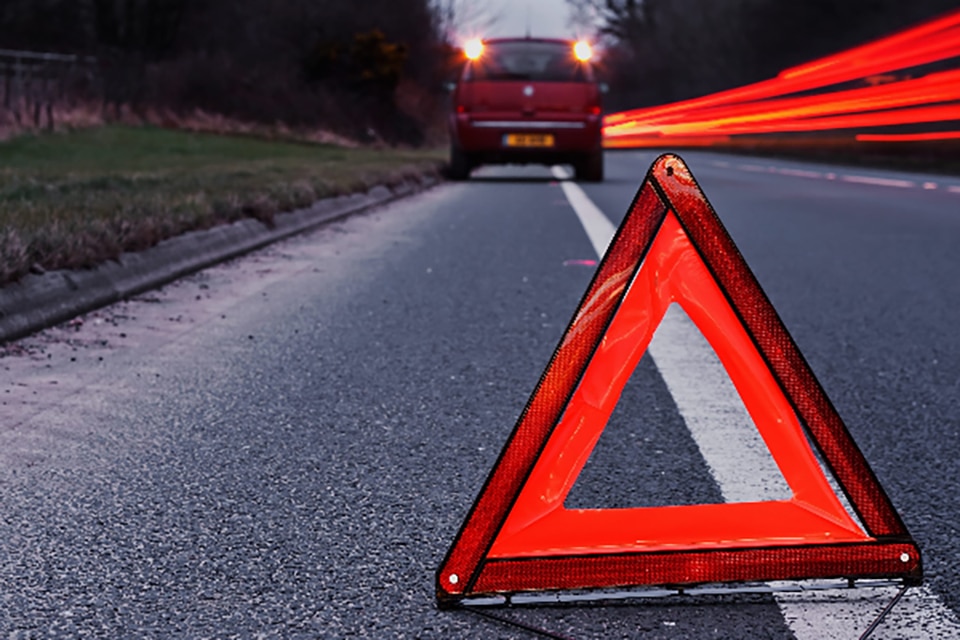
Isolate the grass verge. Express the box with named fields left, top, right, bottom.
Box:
left=0, top=126, right=446, bottom=285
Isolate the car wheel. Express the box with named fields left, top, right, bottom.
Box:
left=575, top=150, right=604, bottom=182
left=448, top=146, right=473, bottom=181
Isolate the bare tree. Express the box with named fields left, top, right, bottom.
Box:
left=568, top=0, right=960, bottom=108
left=431, top=0, right=502, bottom=41
left=566, top=0, right=654, bottom=45
left=0, top=0, right=554, bottom=142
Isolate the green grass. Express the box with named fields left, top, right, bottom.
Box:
left=0, top=126, right=446, bottom=284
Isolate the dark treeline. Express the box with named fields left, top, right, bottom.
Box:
left=0, top=0, right=461, bottom=143
left=571, top=0, right=960, bottom=111
left=3, top=1, right=957, bottom=137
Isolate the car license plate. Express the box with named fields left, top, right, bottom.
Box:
left=504, top=133, right=555, bottom=148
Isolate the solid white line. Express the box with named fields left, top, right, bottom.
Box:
left=551, top=166, right=614, bottom=255
left=645, top=305, right=791, bottom=502
left=553, top=166, right=960, bottom=639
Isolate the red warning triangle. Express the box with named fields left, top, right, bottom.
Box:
left=436, top=154, right=921, bottom=606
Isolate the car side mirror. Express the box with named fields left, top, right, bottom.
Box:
left=443, top=82, right=457, bottom=93
left=599, top=82, right=610, bottom=94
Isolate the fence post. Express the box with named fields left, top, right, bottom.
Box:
left=45, top=70, right=54, bottom=130
left=13, top=56, right=23, bottom=125
left=31, top=63, right=41, bottom=128
left=3, top=62, right=9, bottom=109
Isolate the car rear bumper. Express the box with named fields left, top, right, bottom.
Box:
left=451, top=114, right=602, bottom=164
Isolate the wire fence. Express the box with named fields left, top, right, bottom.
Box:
left=0, top=48, right=101, bottom=130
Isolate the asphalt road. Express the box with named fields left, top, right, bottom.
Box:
left=1, top=150, right=959, bottom=638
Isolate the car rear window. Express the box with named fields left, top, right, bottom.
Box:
left=465, top=41, right=592, bottom=83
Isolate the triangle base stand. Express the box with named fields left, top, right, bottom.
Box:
left=456, top=580, right=914, bottom=640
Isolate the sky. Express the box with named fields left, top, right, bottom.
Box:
left=480, top=0, right=577, bottom=39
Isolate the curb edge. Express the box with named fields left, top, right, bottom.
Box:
left=0, top=174, right=440, bottom=344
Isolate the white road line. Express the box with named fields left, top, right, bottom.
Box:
left=553, top=166, right=960, bottom=639
left=776, top=168, right=823, bottom=179
left=841, top=175, right=916, bottom=188
left=646, top=305, right=792, bottom=503
left=550, top=166, right=613, bottom=255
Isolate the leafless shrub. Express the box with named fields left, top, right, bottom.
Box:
left=0, top=229, right=29, bottom=283
left=570, top=0, right=960, bottom=108
left=0, top=0, right=467, bottom=144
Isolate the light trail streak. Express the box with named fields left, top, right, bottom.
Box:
left=604, top=9, right=960, bottom=147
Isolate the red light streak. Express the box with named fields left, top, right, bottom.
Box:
left=607, top=70, right=960, bottom=137
left=604, top=9, right=960, bottom=146
left=781, top=10, right=960, bottom=79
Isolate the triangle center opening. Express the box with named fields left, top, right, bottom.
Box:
left=565, top=303, right=792, bottom=511
left=488, top=212, right=868, bottom=558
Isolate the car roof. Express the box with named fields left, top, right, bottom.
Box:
left=481, top=37, right=575, bottom=45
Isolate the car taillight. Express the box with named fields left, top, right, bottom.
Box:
left=587, top=105, right=602, bottom=116
left=456, top=104, right=468, bottom=114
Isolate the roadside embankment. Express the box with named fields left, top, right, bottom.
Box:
left=0, top=126, right=445, bottom=342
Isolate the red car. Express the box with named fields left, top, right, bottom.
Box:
left=448, top=37, right=605, bottom=181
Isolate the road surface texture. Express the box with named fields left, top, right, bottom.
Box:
left=1, top=150, right=959, bottom=638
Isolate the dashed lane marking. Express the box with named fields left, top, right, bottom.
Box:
left=707, top=160, right=960, bottom=193
left=775, top=168, right=823, bottom=179
left=841, top=175, right=915, bottom=188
